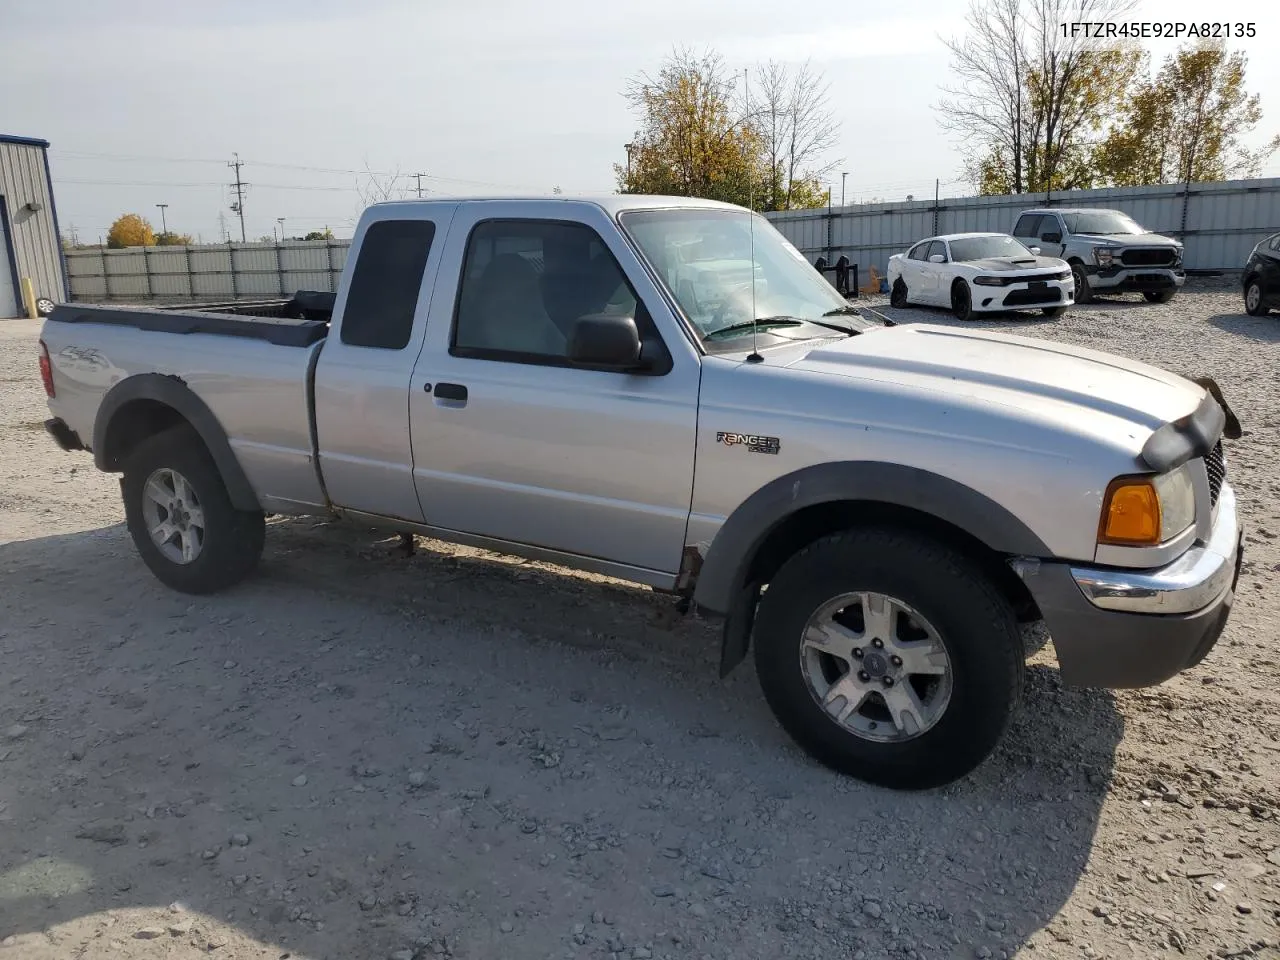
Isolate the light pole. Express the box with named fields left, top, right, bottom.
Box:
left=156, top=203, right=168, bottom=234
left=624, top=142, right=635, bottom=185
left=840, top=172, right=848, bottom=208
left=277, top=218, right=286, bottom=242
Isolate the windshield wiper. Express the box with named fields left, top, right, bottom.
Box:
left=705, top=315, right=859, bottom=342
left=825, top=304, right=894, bottom=328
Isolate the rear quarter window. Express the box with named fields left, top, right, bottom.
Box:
left=340, top=219, right=437, bottom=350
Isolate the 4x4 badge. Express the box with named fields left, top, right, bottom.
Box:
left=716, top=431, right=780, bottom=455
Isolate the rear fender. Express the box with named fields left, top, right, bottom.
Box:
left=94, top=374, right=260, bottom=512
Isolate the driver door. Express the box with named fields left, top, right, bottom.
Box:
left=1036, top=215, right=1067, bottom=257
left=919, top=240, right=949, bottom=305
left=407, top=201, right=702, bottom=578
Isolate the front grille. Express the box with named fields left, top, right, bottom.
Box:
left=1205, top=441, right=1226, bottom=506
left=1120, top=248, right=1177, bottom=267
left=1003, top=287, right=1062, bottom=306
left=980, top=271, right=1069, bottom=286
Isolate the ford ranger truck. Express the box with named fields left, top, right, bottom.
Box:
left=1012, top=207, right=1186, bottom=304
left=38, top=196, right=1243, bottom=790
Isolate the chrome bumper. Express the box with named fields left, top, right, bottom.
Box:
left=1070, top=484, right=1241, bottom=614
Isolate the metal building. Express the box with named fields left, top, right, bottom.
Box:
left=1, top=134, right=67, bottom=319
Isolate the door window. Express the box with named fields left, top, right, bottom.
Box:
left=926, top=241, right=948, bottom=262
left=1012, top=214, right=1042, bottom=239
left=452, top=219, right=654, bottom=366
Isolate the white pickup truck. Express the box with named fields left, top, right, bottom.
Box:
left=39, top=195, right=1244, bottom=790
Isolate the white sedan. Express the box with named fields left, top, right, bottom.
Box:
left=886, top=232, right=1075, bottom=320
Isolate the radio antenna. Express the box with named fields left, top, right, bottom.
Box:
left=743, top=67, right=763, bottom=364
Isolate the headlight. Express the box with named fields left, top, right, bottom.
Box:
left=1098, top=464, right=1196, bottom=546
left=1055, top=268, right=1071, bottom=281
left=1173, top=245, right=1184, bottom=265
left=1094, top=248, right=1115, bottom=266
left=972, top=276, right=1003, bottom=286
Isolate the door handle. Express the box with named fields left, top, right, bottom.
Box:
left=434, top=382, right=468, bottom=403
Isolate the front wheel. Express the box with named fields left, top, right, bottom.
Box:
left=951, top=281, right=976, bottom=321
left=889, top=278, right=909, bottom=308
left=752, top=529, right=1024, bottom=790
left=1143, top=289, right=1176, bottom=304
left=1244, top=279, right=1268, bottom=316
left=122, top=425, right=266, bottom=594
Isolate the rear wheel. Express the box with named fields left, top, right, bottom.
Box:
left=951, top=280, right=975, bottom=321
left=752, top=529, right=1023, bottom=790
left=122, top=425, right=265, bottom=594
left=1244, top=279, right=1268, bottom=316
left=1069, top=261, right=1093, bottom=304
left=1143, top=289, right=1176, bottom=304
left=890, top=278, right=909, bottom=308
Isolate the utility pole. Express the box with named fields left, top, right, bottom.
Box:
left=840, top=172, right=847, bottom=208
left=277, top=217, right=286, bottom=241
left=412, top=172, right=427, bottom=198
left=227, top=152, right=247, bottom=243
left=156, top=203, right=168, bottom=234
left=217, top=211, right=229, bottom=243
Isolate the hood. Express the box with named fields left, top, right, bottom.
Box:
left=962, top=256, right=1066, bottom=273
left=1084, top=232, right=1179, bottom=247
left=787, top=324, right=1204, bottom=437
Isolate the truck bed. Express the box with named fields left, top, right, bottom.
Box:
left=48, top=302, right=329, bottom=348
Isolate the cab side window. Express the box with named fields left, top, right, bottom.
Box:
left=908, top=242, right=931, bottom=261
left=452, top=219, right=666, bottom=369
left=340, top=219, right=436, bottom=350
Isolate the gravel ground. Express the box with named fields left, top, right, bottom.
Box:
left=1, top=281, right=1278, bottom=960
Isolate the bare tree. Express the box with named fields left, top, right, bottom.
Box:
left=937, top=0, right=1140, bottom=194
left=937, top=0, right=1028, bottom=192
left=355, top=162, right=408, bottom=212
left=750, top=60, right=841, bottom=210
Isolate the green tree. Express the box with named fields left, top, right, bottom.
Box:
left=614, top=47, right=838, bottom=211
left=106, top=213, right=156, bottom=248
left=303, top=228, right=335, bottom=241
left=1096, top=44, right=1279, bottom=186
left=154, top=231, right=194, bottom=246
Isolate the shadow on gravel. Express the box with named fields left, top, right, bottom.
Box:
left=0, top=522, right=1124, bottom=960
left=1207, top=312, right=1280, bottom=343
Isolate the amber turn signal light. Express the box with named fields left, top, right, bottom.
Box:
left=1098, top=477, right=1162, bottom=546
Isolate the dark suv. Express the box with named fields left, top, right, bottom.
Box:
left=1243, top=232, right=1280, bottom=316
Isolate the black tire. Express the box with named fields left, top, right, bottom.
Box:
left=1042, top=306, right=1067, bottom=318
left=889, top=278, right=909, bottom=308
left=1143, top=289, right=1176, bottom=304
left=752, top=528, right=1023, bottom=790
left=951, top=280, right=975, bottom=321
left=122, top=425, right=266, bottom=594
left=1069, top=260, right=1093, bottom=304
left=1244, top=278, right=1268, bottom=316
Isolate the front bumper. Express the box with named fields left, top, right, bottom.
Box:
left=1088, top=265, right=1186, bottom=292
left=1017, top=483, right=1242, bottom=688
left=974, top=278, right=1075, bottom=311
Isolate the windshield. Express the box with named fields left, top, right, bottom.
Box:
left=618, top=208, right=873, bottom=341
left=948, top=235, right=1035, bottom=262
left=1061, top=211, right=1145, bottom=236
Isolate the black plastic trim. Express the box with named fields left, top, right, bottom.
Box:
left=93, top=374, right=261, bottom=512
left=49, top=303, right=328, bottom=348
left=692, top=461, right=1051, bottom=618
left=1140, top=389, right=1228, bottom=472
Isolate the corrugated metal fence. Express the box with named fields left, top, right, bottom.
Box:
left=64, top=177, right=1280, bottom=302
left=764, top=177, right=1280, bottom=282
left=66, top=240, right=351, bottom=301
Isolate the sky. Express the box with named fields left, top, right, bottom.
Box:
left=4, top=0, right=1279, bottom=243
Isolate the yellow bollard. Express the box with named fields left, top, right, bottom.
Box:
left=20, top=277, right=38, bottom=319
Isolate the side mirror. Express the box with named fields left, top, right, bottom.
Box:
left=928, top=254, right=946, bottom=264
left=1029, top=246, right=1042, bottom=255
left=567, top=314, right=644, bottom=371
left=1041, top=232, right=1062, bottom=244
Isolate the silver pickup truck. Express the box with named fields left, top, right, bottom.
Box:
left=39, top=196, right=1244, bottom=790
